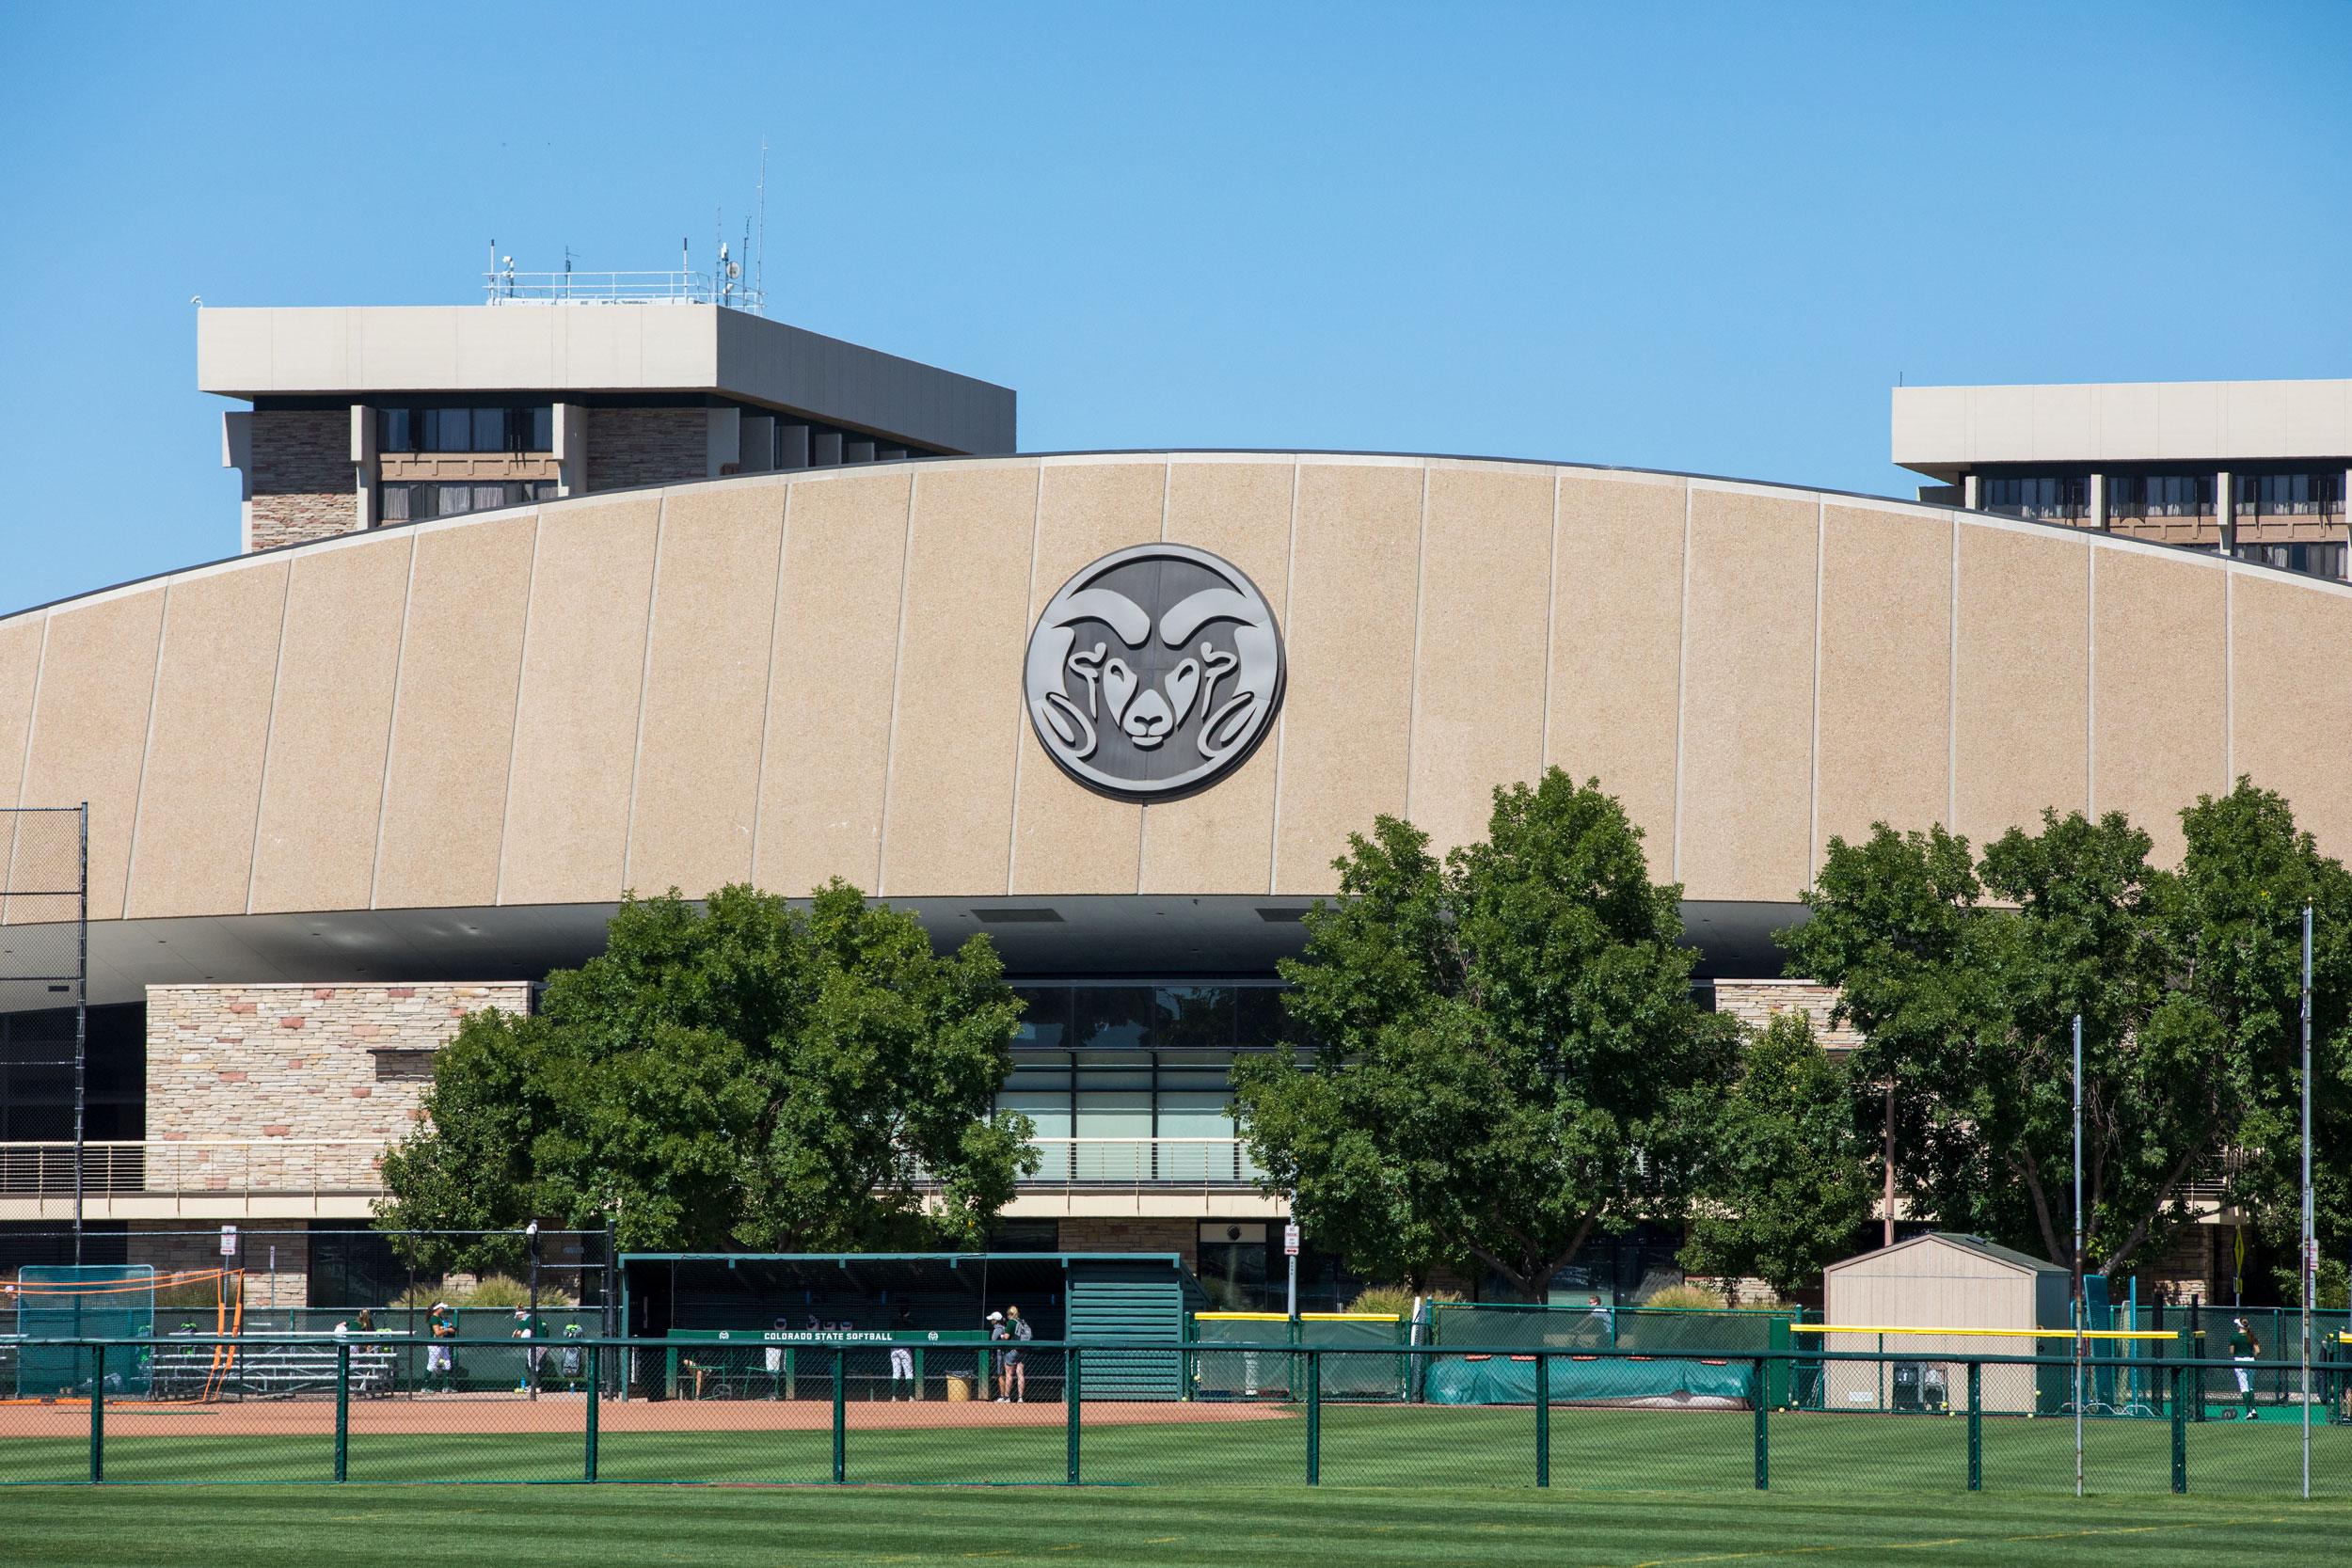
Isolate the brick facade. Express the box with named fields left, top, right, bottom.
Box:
left=144, top=982, right=531, bottom=1192
left=248, top=411, right=355, bottom=550
left=585, top=406, right=707, bottom=491
left=1712, top=978, right=1863, bottom=1052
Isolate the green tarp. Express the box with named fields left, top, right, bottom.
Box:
left=1424, top=1353, right=1754, bottom=1406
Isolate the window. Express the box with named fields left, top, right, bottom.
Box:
left=2141, top=474, right=2212, bottom=517
left=2233, top=541, right=2347, bottom=579
left=1980, top=476, right=2084, bottom=521
left=378, top=479, right=559, bottom=526
left=377, top=405, right=553, bottom=454
left=2237, top=471, right=2342, bottom=518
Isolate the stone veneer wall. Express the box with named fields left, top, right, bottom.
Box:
left=1712, top=979, right=1863, bottom=1052
left=144, top=982, right=531, bottom=1192
left=128, top=1223, right=313, bottom=1313
left=248, top=410, right=355, bottom=550
left=585, top=406, right=707, bottom=492
left=1056, top=1217, right=1200, bottom=1273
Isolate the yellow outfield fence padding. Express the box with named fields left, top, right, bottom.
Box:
left=1195, top=1312, right=1403, bottom=1322
left=1790, top=1324, right=2177, bottom=1341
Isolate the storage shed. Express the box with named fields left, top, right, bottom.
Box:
left=1820, top=1233, right=2070, bottom=1414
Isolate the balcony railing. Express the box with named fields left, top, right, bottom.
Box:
left=0, top=1136, right=1263, bottom=1203
left=1020, top=1137, right=1264, bottom=1189
left=0, top=1140, right=389, bottom=1202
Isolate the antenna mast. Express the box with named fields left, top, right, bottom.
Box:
left=755, top=137, right=769, bottom=315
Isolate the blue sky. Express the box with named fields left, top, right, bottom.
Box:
left=1, top=2, right=2346, bottom=611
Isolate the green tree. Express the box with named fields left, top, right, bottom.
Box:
left=2169, top=784, right=2352, bottom=1299
left=1783, top=780, right=2352, bottom=1290
left=1230, top=769, right=1738, bottom=1300
left=377, top=882, right=1033, bottom=1272
left=1679, top=1011, right=1875, bottom=1299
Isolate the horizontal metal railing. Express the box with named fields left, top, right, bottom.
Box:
left=1, top=1336, right=2338, bottom=1493
left=0, top=1135, right=1262, bottom=1203
left=1018, top=1136, right=1264, bottom=1188
left=0, top=1140, right=389, bottom=1201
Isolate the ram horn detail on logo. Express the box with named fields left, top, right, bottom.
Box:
left=1023, top=544, right=1285, bottom=801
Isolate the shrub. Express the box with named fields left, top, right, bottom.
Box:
left=1343, top=1285, right=1461, bottom=1318
left=389, top=1274, right=576, bottom=1311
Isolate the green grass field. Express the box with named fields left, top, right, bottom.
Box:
left=4, top=1402, right=2344, bottom=1497
left=5, top=1482, right=2348, bottom=1568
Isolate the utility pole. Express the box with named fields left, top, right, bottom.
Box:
left=73, top=804, right=88, bottom=1265
left=2300, top=902, right=2313, bottom=1500
left=1883, top=1084, right=1897, bottom=1247
left=2073, top=1011, right=2084, bottom=1500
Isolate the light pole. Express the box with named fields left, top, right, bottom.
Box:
left=2300, top=902, right=2313, bottom=1500
left=2073, top=1011, right=2084, bottom=1501
left=526, top=1220, right=541, bottom=1402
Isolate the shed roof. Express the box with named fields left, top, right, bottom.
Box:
left=1822, top=1231, right=2065, bottom=1279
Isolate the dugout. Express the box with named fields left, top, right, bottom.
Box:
left=620, top=1253, right=1206, bottom=1400
left=1820, top=1232, right=2070, bottom=1415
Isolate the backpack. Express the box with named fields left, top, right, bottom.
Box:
left=1013, top=1318, right=1033, bottom=1343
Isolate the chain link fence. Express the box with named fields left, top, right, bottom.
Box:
left=0, top=1338, right=2343, bottom=1493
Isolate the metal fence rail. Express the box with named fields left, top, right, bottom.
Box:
left=1, top=1338, right=2343, bottom=1494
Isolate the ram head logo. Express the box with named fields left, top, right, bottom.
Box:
left=1024, top=545, right=1285, bottom=800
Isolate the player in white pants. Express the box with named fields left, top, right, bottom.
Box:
left=889, top=1345, right=915, bottom=1398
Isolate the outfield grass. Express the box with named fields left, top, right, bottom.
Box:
left=4, top=1481, right=2348, bottom=1568
left=3, top=1402, right=2344, bottom=1497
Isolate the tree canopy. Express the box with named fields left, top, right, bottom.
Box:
left=1229, top=768, right=1738, bottom=1300
left=1784, top=780, right=2352, bottom=1289
left=1678, top=1010, right=1875, bottom=1299
left=376, top=882, right=1032, bottom=1272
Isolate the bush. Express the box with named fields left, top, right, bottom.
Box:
left=1343, top=1285, right=1461, bottom=1318
left=1636, top=1283, right=1725, bottom=1310
left=389, top=1275, right=577, bottom=1311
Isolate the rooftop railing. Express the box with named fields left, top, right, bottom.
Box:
left=482, top=269, right=764, bottom=313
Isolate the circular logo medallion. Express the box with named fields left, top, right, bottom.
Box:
left=1023, top=544, right=1285, bottom=801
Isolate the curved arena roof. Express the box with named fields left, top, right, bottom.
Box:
left=3, top=452, right=2347, bottom=1001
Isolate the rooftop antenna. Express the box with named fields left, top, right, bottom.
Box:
left=755, top=137, right=769, bottom=315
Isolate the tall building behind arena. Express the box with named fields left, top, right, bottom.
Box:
left=3, top=271, right=2346, bottom=1309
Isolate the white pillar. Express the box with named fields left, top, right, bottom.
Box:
left=553, top=403, right=586, bottom=497
left=706, top=406, right=741, bottom=478
left=222, top=411, right=254, bottom=554
left=2088, top=472, right=2106, bottom=531
left=2217, top=468, right=2233, bottom=557
left=350, top=403, right=377, bottom=533
left=1962, top=473, right=1979, bottom=511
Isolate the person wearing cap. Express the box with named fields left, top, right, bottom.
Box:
left=987, top=1310, right=1010, bottom=1402
left=1001, top=1306, right=1031, bottom=1402
left=511, top=1307, right=545, bottom=1393
left=2229, top=1317, right=2261, bottom=1419
left=426, top=1301, right=457, bottom=1391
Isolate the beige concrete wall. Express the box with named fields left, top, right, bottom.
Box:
left=624, top=484, right=785, bottom=898
left=8, top=456, right=2352, bottom=928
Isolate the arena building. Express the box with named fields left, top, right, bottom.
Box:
left=4, top=293, right=2349, bottom=1307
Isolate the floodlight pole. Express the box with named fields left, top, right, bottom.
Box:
left=72, top=803, right=88, bottom=1267
left=2300, top=901, right=2312, bottom=1500
left=2073, top=1010, right=2083, bottom=1501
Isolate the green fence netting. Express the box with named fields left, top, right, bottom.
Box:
left=15, top=1266, right=154, bottom=1398
left=1191, top=1313, right=1408, bottom=1401
left=1427, top=1302, right=1797, bottom=1407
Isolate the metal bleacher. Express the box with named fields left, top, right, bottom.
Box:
left=148, top=1336, right=398, bottom=1400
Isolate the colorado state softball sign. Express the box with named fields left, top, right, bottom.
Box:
left=1023, top=544, right=1285, bottom=801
